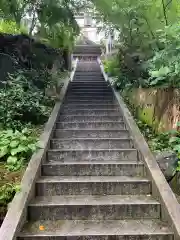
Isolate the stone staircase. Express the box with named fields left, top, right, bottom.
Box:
left=73, top=45, right=101, bottom=59
left=17, top=60, right=174, bottom=239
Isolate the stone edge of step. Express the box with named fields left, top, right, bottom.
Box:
left=18, top=219, right=173, bottom=237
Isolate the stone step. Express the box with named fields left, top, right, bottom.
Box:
left=66, top=94, right=113, bottom=97
left=58, top=115, right=123, bottom=122
left=55, top=121, right=125, bottom=130
left=18, top=219, right=173, bottom=240
left=41, top=161, right=145, bottom=176
left=69, top=82, right=109, bottom=86
left=54, top=129, right=129, bottom=138
left=68, top=86, right=111, bottom=89
left=72, top=80, right=105, bottom=82
left=74, top=73, right=103, bottom=75
left=73, top=80, right=105, bottom=82
left=66, top=92, right=113, bottom=96
left=60, top=109, right=120, bottom=116
left=35, top=176, right=151, bottom=196
left=65, top=96, right=116, bottom=102
left=74, top=76, right=103, bottom=78
left=61, top=105, right=120, bottom=110
left=66, top=96, right=116, bottom=100
left=68, top=88, right=111, bottom=92
left=67, top=89, right=112, bottom=92
left=73, top=75, right=104, bottom=78
left=47, top=149, right=138, bottom=162
left=63, top=100, right=117, bottom=104
left=28, top=195, right=160, bottom=221
left=50, top=138, right=133, bottom=150
left=73, top=78, right=105, bottom=81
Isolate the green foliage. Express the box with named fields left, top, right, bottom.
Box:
left=147, top=24, right=180, bottom=87
left=0, top=183, right=20, bottom=206
left=92, top=0, right=180, bottom=88
left=0, top=20, right=27, bottom=34
left=103, top=57, right=120, bottom=77
left=0, top=70, right=54, bottom=129
left=0, top=128, right=37, bottom=171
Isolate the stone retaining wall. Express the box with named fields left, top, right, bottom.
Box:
left=123, top=88, right=180, bottom=132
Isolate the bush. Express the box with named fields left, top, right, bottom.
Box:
left=0, top=20, right=27, bottom=35
left=0, top=70, right=54, bottom=129
left=103, top=57, right=120, bottom=77
left=147, top=24, right=180, bottom=87
left=0, top=128, right=37, bottom=171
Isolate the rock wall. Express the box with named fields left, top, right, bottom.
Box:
left=0, top=33, right=71, bottom=83
left=123, top=88, right=180, bottom=132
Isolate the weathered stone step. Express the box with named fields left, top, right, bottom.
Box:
left=66, top=94, right=114, bottom=98
left=18, top=219, right=173, bottom=240
left=28, top=195, right=160, bottom=221
left=68, top=86, right=111, bottom=90
left=54, top=129, right=129, bottom=138
left=73, top=79, right=105, bottom=81
left=60, top=109, right=120, bottom=116
left=67, top=89, right=112, bottom=92
left=47, top=149, right=138, bottom=162
left=73, top=79, right=105, bottom=82
left=63, top=100, right=117, bottom=104
left=66, top=97, right=116, bottom=101
left=42, top=161, right=145, bottom=176
left=69, top=82, right=109, bottom=86
left=58, top=115, right=123, bottom=122
left=73, top=80, right=105, bottom=82
left=74, top=72, right=103, bottom=75
left=50, top=138, right=133, bottom=150
left=75, top=71, right=102, bottom=73
left=66, top=95, right=115, bottom=99
left=61, top=105, right=119, bottom=110
left=74, top=76, right=104, bottom=79
left=73, top=75, right=104, bottom=78
left=66, top=92, right=113, bottom=96
left=55, top=121, right=125, bottom=130
left=68, top=89, right=111, bottom=92
left=36, top=176, right=151, bottom=195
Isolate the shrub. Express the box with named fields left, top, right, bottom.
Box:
left=0, top=128, right=37, bottom=171
left=0, top=70, right=54, bottom=129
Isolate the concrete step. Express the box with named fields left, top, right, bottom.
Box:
left=73, top=80, right=105, bottom=82
left=66, top=97, right=116, bottom=101
left=61, top=105, right=120, bottom=110
left=67, top=89, right=112, bottom=92
left=55, top=121, right=125, bottom=130
left=63, top=100, right=118, bottom=104
left=50, top=138, right=133, bottom=150
left=18, top=219, right=173, bottom=240
left=69, top=82, right=109, bottom=86
left=59, top=109, right=120, bottom=116
left=66, top=95, right=116, bottom=99
left=66, top=92, right=113, bottom=96
left=58, top=115, right=123, bottom=122
left=72, top=80, right=105, bottom=82
left=67, top=87, right=111, bottom=89
left=73, top=75, right=104, bottom=78
left=41, top=161, right=145, bottom=176
left=54, top=129, right=129, bottom=138
left=68, top=88, right=111, bottom=92
left=74, top=76, right=103, bottom=78
left=47, top=149, right=138, bottom=162
left=74, top=73, right=103, bottom=75
left=65, top=94, right=114, bottom=97
left=28, top=195, right=160, bottom=221
left=35, top=176, right=151, bottom=196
